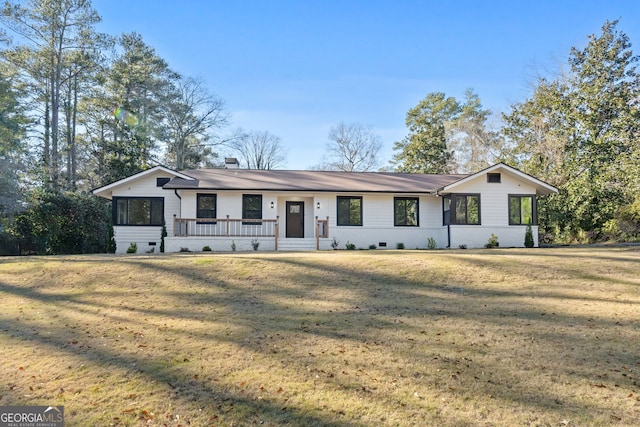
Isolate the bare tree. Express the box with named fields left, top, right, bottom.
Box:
left=162, top=76, right=229, bottom=170
left=320, top=122, right=382, bottom=171
left=231, top=130, right=287, bottom=170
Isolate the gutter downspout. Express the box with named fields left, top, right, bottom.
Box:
left=174, top=189, right=182, bottom=218
left=435, top=190, right=451, bottom=249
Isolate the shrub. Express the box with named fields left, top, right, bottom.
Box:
left=524, top=223, right=535, bottom=248
left=231, top=240, right=236, bottom=251
left=179, top=247, right=191, bottom=252
left=330, top=237, right=339, bottom=250
left=251, top=239, right=260, bottom=251
left=9, top=190, right=111, bottom=254
left=160, top=220, right=167, bottom=253
left=427, top=237, right=437, bottom=250
left=202, top=245, right=212, bottom=252
left=126, top=242, right=137, bottom=254
left=345, top=241, right=356, bottom=250
left=396, top=242, right=405, bottom=250
left=485, top=234, right=499, bottom=248
left=368, top=244, right=377, bottom=250
left=107, top=223, right=116, bottom=254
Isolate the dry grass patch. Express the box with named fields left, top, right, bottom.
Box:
left=0, top=248, right=639, bottom=426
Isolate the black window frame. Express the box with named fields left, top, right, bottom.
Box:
left=196, top=193, right=217, bottom=224
left=113, top=197, right=164, bottom=226
left=487, top=173, right=501, bottom=183
left=394, top=197, right=419, bottom=227
left=450, top=194, right=481, bottom=225
left=508, top=194, right=537, bottom=225
left=242, top=194, right=263, bottom=225
left=337, top=196, right=363, bottom=226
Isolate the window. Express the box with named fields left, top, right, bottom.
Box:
left=337, top=196, right=362, bottom=226
left=242, top=194, right=262, bottom=224
left=451, top=194, right=480, bottom=225
left=487, top=173, right=501, bottom=183
left=509, top=195, right=536, bottom=225
left=197, top=194, right=217, bottom=223
left=394, top=197, right=419, bottom=226
left=156, top=177, right=171, bottom=187
left=113, top=197, right=164, bottom=226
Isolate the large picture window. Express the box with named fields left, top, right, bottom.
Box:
left=197, top=194, right=217, bottom=223
left=114, top=197, right=164, bottom=226
left=337, top=196, right=362, bottom=226
left=394, top=197, right=419, bottom=226
left=242, top=194, right=262, bottom=224
left=509, top=195, right=536, bottom=225
left=451, top=194, right=480, bottom=225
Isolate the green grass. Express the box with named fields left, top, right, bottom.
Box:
left=0, top=247, right=639, bottom=426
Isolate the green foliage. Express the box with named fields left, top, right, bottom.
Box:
left=107, top=223, right=116, bottom=253
left=231, top=240, right=236, bottom=251
left=126, top=242, right=138, bottom=254
left=251, top=239, right=260, bottom=251
left=427, top=237, right=437, bottom=250
left=368, top=244, right=377, bottom=250
left=396, top=242, right=405, bottom=250
left=485, top=234, right=499, bottom=248
left=392, top=92, right=459, bottom=173
left=202, top=246, right=212, bottom=252
left=330, top=237, right=339, bottom=249
left=501, top=20, right=640, bottom=242
left=8, top=191, right=110, bottom=255
left=345, top=241, right=356, bottom=250
left=524, top=223, right=535, bottom=248
left=160, top=220, right=167, bottom=253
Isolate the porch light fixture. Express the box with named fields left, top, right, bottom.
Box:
left=316, top=202, right=321, bottom=209
left=270, top=201, right=274, bottom=209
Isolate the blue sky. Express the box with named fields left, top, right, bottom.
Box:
left=92, top=0, right=640, bottom=169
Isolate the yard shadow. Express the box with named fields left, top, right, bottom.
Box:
left=1, top=249, right=639, bottom=425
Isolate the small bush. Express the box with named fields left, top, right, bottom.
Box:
left=345, top=241, right=356, bottom=250
left=459, top=244, right=467, bottom=249
left=179, top=247, right=191, bottom=252
left=231, top=241, right=236, bottom=251
left=427, top=237, right=437, bottom=250
left=524, top=223, right=535, bottom=248
left=330, top=238, right=339, bottom=250
left=202, top=245, right=212, bottom=252
left=396, top=242, right=405, bottom=250
left=251, top=239, right=260, bottom=251
left=126, top=242, right=137, bottom=254
left=160, top=221, right=167, bottom=253
left=368, top=244, right=377, bottom=250
left=485, top=234, right=499, bottom=248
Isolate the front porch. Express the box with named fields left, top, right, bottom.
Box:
left=170, top=216, right=330, bottom=251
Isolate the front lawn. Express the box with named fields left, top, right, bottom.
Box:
left=0, top=248, right=638, bottom=426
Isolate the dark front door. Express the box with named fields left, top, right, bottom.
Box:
left=286, top=201, right=304, bottom=238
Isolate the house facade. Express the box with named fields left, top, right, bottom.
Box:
left=92, top=161, right=557, bottom=253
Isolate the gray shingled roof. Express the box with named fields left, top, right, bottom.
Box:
left=163, top=169, right=468, bottom=193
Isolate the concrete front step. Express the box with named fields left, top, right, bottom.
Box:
left=277, top=238, right=317, bottom=251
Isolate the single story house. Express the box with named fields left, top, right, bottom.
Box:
left=92, top=160, right=558, bottom=253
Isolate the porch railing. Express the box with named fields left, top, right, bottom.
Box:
left=174, top=215, right=278, bottom=237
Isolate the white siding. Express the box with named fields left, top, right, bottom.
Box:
left=109, top=168, right=544, bottom=252
left=110, top=170, right=180, bottom=254
left=447, top=172, right=539, bottom=248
